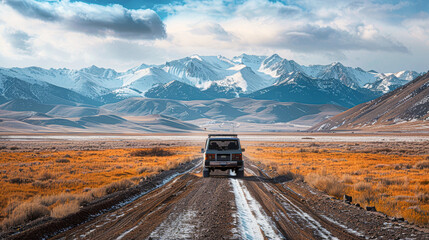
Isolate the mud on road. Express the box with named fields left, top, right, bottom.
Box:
left=8, top=161, right=429, bottom=240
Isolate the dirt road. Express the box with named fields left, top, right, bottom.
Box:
left=9, top=161, right=428, bottom=240
left=49, top=163, right=361, bottom=240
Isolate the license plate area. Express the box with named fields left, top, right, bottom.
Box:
left=217, top=154, right=230, bottom=161
left=209, top=161, right=237, bottom=166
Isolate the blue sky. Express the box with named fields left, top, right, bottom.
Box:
left=0, top=0, right=428, bottom=73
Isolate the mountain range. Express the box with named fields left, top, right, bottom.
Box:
left=0, top=54, right=422, bottom=108
left=0, top=53, right=425, bottom=133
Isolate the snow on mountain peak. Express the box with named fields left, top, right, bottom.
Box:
left=0, top=53, right=420, bottom=103
left=190, top=54, right=203, bottom=61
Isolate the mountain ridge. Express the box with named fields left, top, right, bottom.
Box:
left=0, top=54, right=422, bottom=107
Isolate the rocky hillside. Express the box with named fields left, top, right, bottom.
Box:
left=310, top=72, right=429, bottom=131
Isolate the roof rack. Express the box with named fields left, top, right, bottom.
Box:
left=208, top=134, right=238, bottom=138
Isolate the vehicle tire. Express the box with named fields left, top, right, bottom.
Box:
left=236, top=170, right=244, bottom=178
left=203, top=170, right=210, bottom=178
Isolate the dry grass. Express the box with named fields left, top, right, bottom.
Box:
left=1, top=202, right=49, bottom=229
left=0, top=146, right=199, bottom=229
left=414, top=160, right=429, bottom=169
left=103, top=179, right=134, bottom=195
left=246, top=142, right=429, bottom=226
left=130, top=147, right=173, bottom=157
left=51, top=201, right=80, bottom=218
left=305, top=173, right=345, bottom=198
left=341, top=174, right=354, bottom=184
left=354, top=182, right=372, bottom=192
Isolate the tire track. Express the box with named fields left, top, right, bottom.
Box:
left=230, top=177, right=283, bottom=240
left=243, top=164, right=363, bottom=240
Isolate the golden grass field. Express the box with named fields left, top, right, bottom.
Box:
left=2, top=138, right=429, bottom=230
left=245, top=142, right=429, bottom=226
left=0, top=145, right=200, bottom=229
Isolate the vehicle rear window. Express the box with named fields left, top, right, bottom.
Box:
left=208, top=140, right=239, bottom=150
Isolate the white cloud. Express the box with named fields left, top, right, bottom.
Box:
left=160, top=0, right=409, bottom=53
left=3, top=28, right=33, bottom=54
left=3, top=0, right=166, bottom=39
left=0, top=0, right=427, bottom=73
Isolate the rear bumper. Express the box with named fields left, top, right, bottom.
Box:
left=204, top=160, right=244, bottom=171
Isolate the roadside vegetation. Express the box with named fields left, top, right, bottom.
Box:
left=0, top=146, right=199, bottom=230
left=246, top=141, right=429, bottom=226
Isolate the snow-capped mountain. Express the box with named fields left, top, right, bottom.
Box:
left=0, top=66, right=121, bottom=99
left=246, top=72, right=379, bottom=107
left=0, top=54, right=422, bottom=107
left=114, top=67, right=177, bottom=97
left=0, top=72, right=101, bottom=106
left=145, top=80, right=212, bottom=100
left=259, top=54, right=303, bottom=78
left=364, top=70, right=422, bottom=93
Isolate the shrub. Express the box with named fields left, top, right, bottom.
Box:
left=76, top=192, right=94, bottom=205
left=305, top=173, right=345, bottom=198
left=8, top=177, right=33, bottom=184
left=103, top=179, right=134, bottom=195
left=37, top=193, right=76, bottom=207
left=277, top=168, right=303, bottom=181
left=354, top=182, right=372, bottom=191
left=130, top=147, right=173, bottom=157
left=414, top=161, right=429, bottom=169
left=32, top=181, right=48, bottom=188
left=3, top=200, right=21, bottom=217
left=38, top=171, right=56, bottom=181
left=417, top=193, right=429, bottom=203
left=165, top=160, right=178, bottom=170
left=55, top=158, right=70, bottom=163
left=1, top=202, right=49, bottom=229
left=341, top=174, right=354, bottom=184
left=356, top=189, right=378, bottom=204
left=380, top=178, right=406, bottom=186
left=51, top=201, right=80, bottom=218
left=137, top=166, right=152, bottom=174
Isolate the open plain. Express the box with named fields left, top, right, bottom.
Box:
left=0, top=133, right=428, bottom=239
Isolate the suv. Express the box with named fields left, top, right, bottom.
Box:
left=201, top=134, right=245, bottom=178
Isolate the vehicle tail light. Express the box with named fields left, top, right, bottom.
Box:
left=205, top=154, right=215, bottom=160
left=232, top=154, right=242, bottom=161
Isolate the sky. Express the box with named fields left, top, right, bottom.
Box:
left=0, top=0, right=428, bottom=73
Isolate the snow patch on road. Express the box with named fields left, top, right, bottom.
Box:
left=116, top=225, right=139, bottom=240
left=321, top=215, right=365, bottom=237
left=230, top=178, right=283, bottom=240
left=149, top=210, right=198, bottom=239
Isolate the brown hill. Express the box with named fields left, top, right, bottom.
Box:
left=310, top=71, right=429, bottom=132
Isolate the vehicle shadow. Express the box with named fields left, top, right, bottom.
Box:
left=206, top=170, right=292, bottom=184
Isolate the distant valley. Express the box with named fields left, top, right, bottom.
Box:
left=0, top=98, right=345, bottom=133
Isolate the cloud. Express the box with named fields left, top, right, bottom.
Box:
left=3, top=0, right=166, bottom=39
left=0, top=0, right=427, bottom=73
left=270, top=24, right=409, bottom=53
left=193, top=22, right=233, bottom=41
left=161, top=0, right=409, bottom=54
left=4, top=28, right=33, bottom=54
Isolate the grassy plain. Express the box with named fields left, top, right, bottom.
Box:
left=245, top=141, right=429, bottom=226
left=0, top=144, right=200, bottom=229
